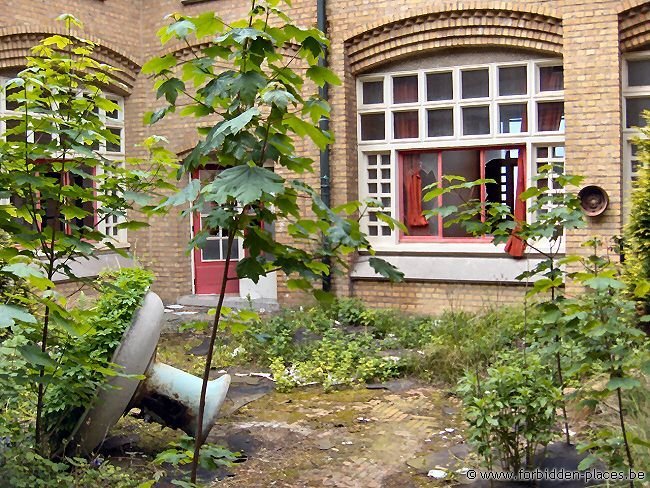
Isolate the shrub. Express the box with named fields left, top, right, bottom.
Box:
left=624, top=138, right=650, bottom=318
left=458, top=351, right=561, bottom=472
left=269, top=329, right=401, bottom=392
left=43, top=267, right=155, bottom=448
left=417, top=307, right=525, bottom=383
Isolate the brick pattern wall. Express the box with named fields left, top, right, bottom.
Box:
left=0, top=0, right=645, bottom=310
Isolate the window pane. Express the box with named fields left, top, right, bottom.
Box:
left=360, top=113, right=385, bottom=140
left=539, top=66, right=564, bottom=91
left=499, top=103, right=527, bottom=133
left=106, top=127, right=122, bottom=152
left=461, top=69, right=489, bottom=99
left=484, top=148, right=519, bottom=210
left=4, top=119, right=23, bottom=142
left=499, top=66, right=527, bottom=96
left=426, top=72, right=453, bottom=101
left=628, top=59, right=650, bottom=87
left=441, top=149, right=481, bottom=237
left=201, top=240, right=222, bottom=260
left=393, top=76, right=418, bottom=103
left=363, top=80, right=384, bottom=104
left=393, top=111, right=419, bottom=139
left=402, top=152, right=438, bottom=237
left=626, top=97, right=650, bottom=128
left=427, top=108, right=453, bottom=137
left=462, top=106, right=490, bottom=135
left=537, top=102, right=564, bottom=131
left=4, top=83, right=21, bottom=111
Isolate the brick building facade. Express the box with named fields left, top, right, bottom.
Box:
left=1, top=0, right=648, bottom=313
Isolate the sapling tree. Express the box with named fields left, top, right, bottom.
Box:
left=560, top=239, right=648, bottom=482
left=0, top=15, right=175, bottom=455
left=423, top=166, right=585, bottom=445
left=427, top=171, right=649, bottom=474
left=143, top=0, right=404, bottom=482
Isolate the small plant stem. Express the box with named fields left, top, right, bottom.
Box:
left=190, top=230, right=236, bottom=483
left=549, top=259, right=571, bottom=446
left=616, top=386, right=635, bottom=488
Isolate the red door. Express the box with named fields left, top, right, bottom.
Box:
left=192, top=169, right=240, bottom=295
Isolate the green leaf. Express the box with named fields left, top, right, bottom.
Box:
left=42, top=35, right=72, bottom=49
left=368, top=257, right=404, bottom=283
left=156, top=77, right=185, bottom=105
left=605, top=377, right=641, bottom=391
left=0, top=304, right=37, bottom=328
left=60, top=205, right=90, bottom=220
left=232, top=71, right=266, bottom=104
left=206, top=165, right=284, bottom=205
left=305, top=66, right=341, bottom=87
left=262, top=89, right=297, bottom=110
left=577, top=454, right=598, bottom=471
left=158, top=179, right=201, bottom=208
left=18, top=344, right=56, bottom=369
left=193, top=12, right=225, bottom=38
left=584, top=276, right=626, bottom=290
left=161, top=19, right=197, bottom=43
left=141, top=54, right=177, bottom=75
left=519, top=187, right=543, bottom=200
left=115, top=220, right=149, bottom=231
left=284, top=113, right=331, bottom=149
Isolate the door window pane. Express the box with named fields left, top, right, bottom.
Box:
left=499, top=103, right=527, bottom=133
left=201, top=240, right=222, bottom=261
left=360, top=113, right=385, bottom=140
left=499, top=66, right=527, bottom=96
left=462, top=106, right=490, bottom=135
left=393, top=111, right=419, bottom=139
left=461, top=69, right=489, bottom=99
left=427, top=108, right=453, bottom=137
left=539, top=66, right=564, bottom=91
left=363, top=80, right=384, bottom=104
left=628, top=59, right=650, bottom=87
left=393, top=75, right=419, bottom=103
left=537, top=102, right=565, bottom=131
left=626, top=97, right=650, bottom=127
left=426, top=72, right=453, bottom=101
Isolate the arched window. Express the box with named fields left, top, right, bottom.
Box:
left=357, top=50, right=565, bottom=248
left=0, top=77, right=127, bottom=243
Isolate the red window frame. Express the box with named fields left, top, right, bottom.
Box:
left=398, top=145, right=525, bottom=243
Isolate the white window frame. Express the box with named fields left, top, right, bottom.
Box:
left=356, top=58, right=565, bottom=254
left=622, top=52, right=650, bottom=219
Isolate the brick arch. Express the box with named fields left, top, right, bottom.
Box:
left=619, top=1, right=650, bottom=51
left=0, top=25, right=140, bottom=94
left=344, top=4, right=563, bottom=74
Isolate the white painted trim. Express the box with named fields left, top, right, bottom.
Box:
left=351, top=254, right=546, bottom=283
left=621, top=52, right=650, bottom=219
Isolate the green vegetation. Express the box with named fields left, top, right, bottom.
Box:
left=44, top=267, right=154, bottom=447
left=0, top=267, right=154, bottom=486
left=458, top=352, right=561, bottom=472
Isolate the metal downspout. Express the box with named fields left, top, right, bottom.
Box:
left=317, top=0, right=332, bottom=292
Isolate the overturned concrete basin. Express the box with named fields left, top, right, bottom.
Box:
left=72, top=291, right=231, bottom=455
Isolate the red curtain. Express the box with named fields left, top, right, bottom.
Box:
left=538, top=102, right=563, bottom=131
left=404, top=155, right=428, bottom=228
left=540, top=68, right=563, bottom=91
left=394, top=111, right=419, bottom=139
left=504, top=150, right=526, bottom=258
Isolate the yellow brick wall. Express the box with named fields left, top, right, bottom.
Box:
left=0, top=0, right=646, bottom=310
